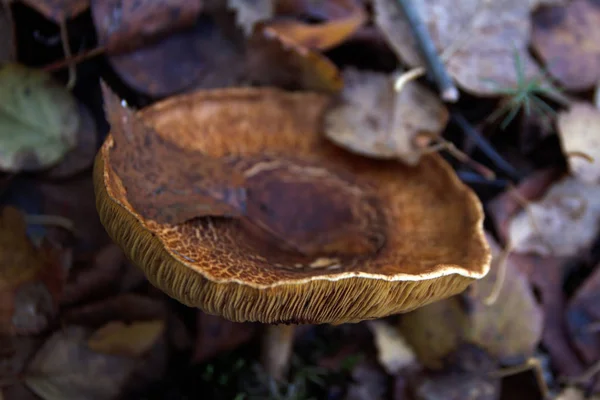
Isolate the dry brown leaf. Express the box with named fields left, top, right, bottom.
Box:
left=91, top=0, right=202, bottom=55
left=373, top=0, right=542, bottom=96
left=557, top=103, right=600, bottom=184
left=101, top=83, right=248, bottom=225
left=193, top=311, right=256, bottom=363
left=465, top=234, right=543, bottom=361
left=531, top=0, right=600, bottom=91
left=0, top=207, right=64, bottom=335
left=566, top=265, right=600, bottom=366
left=87, top=320, right=165, bottom=358
left=24, top=326, right=136, bottom=400
left=265, top=0, right=367, bottom=51
left=324, top=68, right=448, bottom=165
left=368, top=320, right=417, bottom=375
left=228, top=0, right=274, bottom=35
left=508, top=177, right=600, bottom=256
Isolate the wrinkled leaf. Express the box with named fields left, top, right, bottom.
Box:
left=373, top=0, right=542, bottom=96
left=0, top=64, right=79, bottom=172
left=228, top=0, right=274, bottom=35
left=508, top=177, right=600, bottom=257
left=20, top=0, right=89, bottom=22
left=87, top=320, right=165, bottom=357
left=368, top=320, right=417, bottom=375
left=324, top=68, right=448, bottom=165
left=265, top=0, right=367, bottom=51
left=531, top=0, right=600, bottom=91
left=25, top=326, right=136, bottom=400
left=557, top=103, right=600, bottom=184
left=465, top=234, right=544, bottom=361
left=566, top=265, right=600, bottom=365
left=102, top=83, right=248, bottom=225
left=0, top=207, right=64, bottom=335
left=91, top=0, right=202, bottom=54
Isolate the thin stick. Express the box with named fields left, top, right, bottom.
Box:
left=42, top=45, right=106, bottom=72
left=395, top=0, right=458, bottom=102
left=483, top=241, right=512, bottom=305
left=489, top=358, right=549, bottom=399
left=452, top=113, right=522, bottom=181
left=58, top=18, right=76, bottom=89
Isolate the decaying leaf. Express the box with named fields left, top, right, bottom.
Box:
left=45, top=102, right=98, bottom=179
left=508, top=177, right=600, bottom=257
left=25, top=326, right=137, bottom=400
left=368, top=320, right=417, bottom=375
left=91, top=0, right=202, bottom=54
left=566, top=265, right=600, bottom=365
left=193, top=312, right=256, bottom=363
left=345, top=360, right=389, bottom=400
left=531, top=0, right=600, bottom=91
left=20, top=0, right=89, bottom=22
left=465, top=234, right=544, bottom=361
left=228, top=0, right=274, bottom=35
left=324, top=68, right=448, bottom=165
left=87, top=320, right=165, bottom=357
left=0, top=64, right=79, bottom=172
left=410, top=345, right=500, bottom=400
left=373, top=0, right=542, bottom=96
left=265, top=0, right=367, bottom=51
left=0, top=207, right=64, bottom=335
left=101, top=83, right=248, bottom=225
left=557, top=103, right=600, bottom=184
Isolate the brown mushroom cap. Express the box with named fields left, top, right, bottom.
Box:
left=94, top=87, right=490, bottom=325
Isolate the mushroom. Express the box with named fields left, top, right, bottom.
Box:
left=94, top=85, right=491, bottom=380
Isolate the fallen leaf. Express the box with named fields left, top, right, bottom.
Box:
left=193, top=311, right=256, bottom=363
left=228, top=0, right=274, bottom=35
left=508, top=177, right=600, bottom=257
left=531, top=0, right=600, bottom=91
left=465, top=234, right=544, bottom=361
left=345, top=360, right=388, bottom=400
left=556, top=387, right=585, bottom=400
left=368, top=320, right=417, bottom=375
left=101, top=83, right=248, bottom=225
left=566, top=265, right=600, bottom=365
left=91, top=0, right=202, bottom=54
left=373, top=0, right=543, bottom=96
left=399, top=296, right=467, bottom=369
left=87, top=320, right=165, bottom=357
left=0, top=207, right=64, bottom=335
left=265, top=0, right=367, bottom=51
left=0, top=64, right=79, bottom=172
left=61, top=244, right=125, bottom=307
left=20, top=0, right=89, bottom=22
left=44, top=102, right=97, bottom=179
left=557, top=103, right=600, bottom=184
left=410, top=344, right=500, bottom=400
left=487, top=168, right=561, bottom=243
left=324, top=68, right=448, bottom=165
left=0, top=4, right=15, bottom=63
left=24, top=326, right=137, bottom=400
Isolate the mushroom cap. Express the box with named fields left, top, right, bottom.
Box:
left=94, top=87, right=491, bottom=324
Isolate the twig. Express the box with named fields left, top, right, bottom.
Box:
left=483, top=241, right=512, bottom=305
left=457, top=171, right=509, bottom=188
left=57, top=18, right=76, bottom=89
left=395, top=0, right=458, bottom=102
left=452, top=113, right=522, bottom=181
left=567, top=359, right=600, bottom=385
left=490, top=358, right=549, bottom=399
left=42, top=45, right=106, bottom=72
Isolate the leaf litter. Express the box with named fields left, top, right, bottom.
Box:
left=3, top=0, right=600, bottom=398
